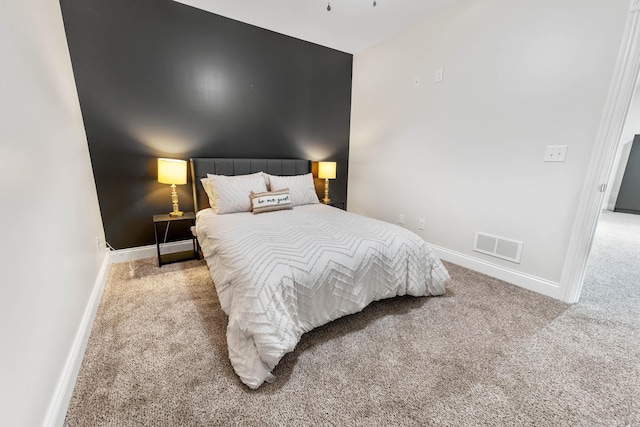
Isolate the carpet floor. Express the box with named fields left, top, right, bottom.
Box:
left=66, top=212, right=640, bottom=426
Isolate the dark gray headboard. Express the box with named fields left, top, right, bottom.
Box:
left=190, top=158, right=312, bottom=212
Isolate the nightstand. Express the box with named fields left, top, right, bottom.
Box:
left=153, top=212, right=199, bottom=267
left=322, top=200, right=345, bottom=210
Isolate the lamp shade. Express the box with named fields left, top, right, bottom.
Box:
left=158, top=158, right=187, bottom=185
left=318, top=161, right=337, bottom=180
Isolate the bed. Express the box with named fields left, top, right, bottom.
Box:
left=191, top=158, right=450, bottom=389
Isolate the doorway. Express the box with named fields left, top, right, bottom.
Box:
left=562, top=2, right=640, bottom=303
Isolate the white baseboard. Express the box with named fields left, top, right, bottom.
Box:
left=43, top=239, right=195, bottom=426
left=108, top=240, right=195, bottom=263
left=44, top=251, right=111, bottom=427
left=430, top=244, right=562, bottom=301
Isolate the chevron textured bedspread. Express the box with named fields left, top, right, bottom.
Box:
left=196, top=204, right=450, bottom=389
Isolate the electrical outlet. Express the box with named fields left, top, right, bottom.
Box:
left=435, top=68, right=443, bottom=83
left=95, top=236, right=101, bottom=252
left=418, top=218, right=426, bottom=230
left=398, top=213, right=405, bottom=225
left=544, top=145, right=567, bottom=162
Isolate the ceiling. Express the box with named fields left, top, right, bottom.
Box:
left=172, top=0, right=459, bottom=54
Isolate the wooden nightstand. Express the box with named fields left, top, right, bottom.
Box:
left=153, top=212, right=198, bottom=267
left=321, top=200, right=345, bottom=210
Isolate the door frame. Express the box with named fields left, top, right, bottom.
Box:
left=561, top=0, right=640, bottom=303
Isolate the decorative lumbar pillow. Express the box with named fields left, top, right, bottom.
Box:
left=209, top=174, right=267, bottom=214
left=268, top=173, right=319, bottom=206
left=250, top=189, right=293, bottom=214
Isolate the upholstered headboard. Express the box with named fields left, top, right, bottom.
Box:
left=190, top=158, right=312, bottom=212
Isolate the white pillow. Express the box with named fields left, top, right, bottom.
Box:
left=200, top=178, right=215, bottom=208
left=208, top=172, right=269, bottom=189
left=209, top=174, right=268, bottom=214
left=268, top=173, right=319, bottom=206
left=203, top=172, right=268, bottom=209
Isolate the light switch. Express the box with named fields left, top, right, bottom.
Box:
left=544, top=145, right=567, bottom=162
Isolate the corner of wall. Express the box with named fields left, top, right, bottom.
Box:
left=44, top=252, right=111, bottom=427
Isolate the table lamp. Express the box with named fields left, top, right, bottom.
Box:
left=318, top=161, right=337, bottom=203
left=158, top=158, right=187, bottom=217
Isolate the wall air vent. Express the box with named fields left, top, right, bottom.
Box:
left=473, top=232, right=523, bottom=263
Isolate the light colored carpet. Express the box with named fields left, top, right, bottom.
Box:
left=66, top=213, right=640, bottom=426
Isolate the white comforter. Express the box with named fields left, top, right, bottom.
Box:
left=196, top=204, right=450, bottom=389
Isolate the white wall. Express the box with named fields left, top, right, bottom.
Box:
left=349, top=0, right=628, bottom=297
left=0, top=1, right=107, bottom=426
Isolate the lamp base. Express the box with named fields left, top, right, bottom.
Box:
left=323, top=178, right=331, bottom=204
left=169, top=211, right=184, bottom=217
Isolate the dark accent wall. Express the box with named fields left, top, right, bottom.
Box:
left=60, top=0, right=352, bottom=249
left=615, top=134, right=640, bottom=215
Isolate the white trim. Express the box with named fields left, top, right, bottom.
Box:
left=43, top=252, right=110, bottom=427
left=42, top=239, right=196, bottom=426
left=108, top=240, right=195, bottom=263
left=431, top=244, right=562, bottom=300
left=560, top=4, right=640, bottom=304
